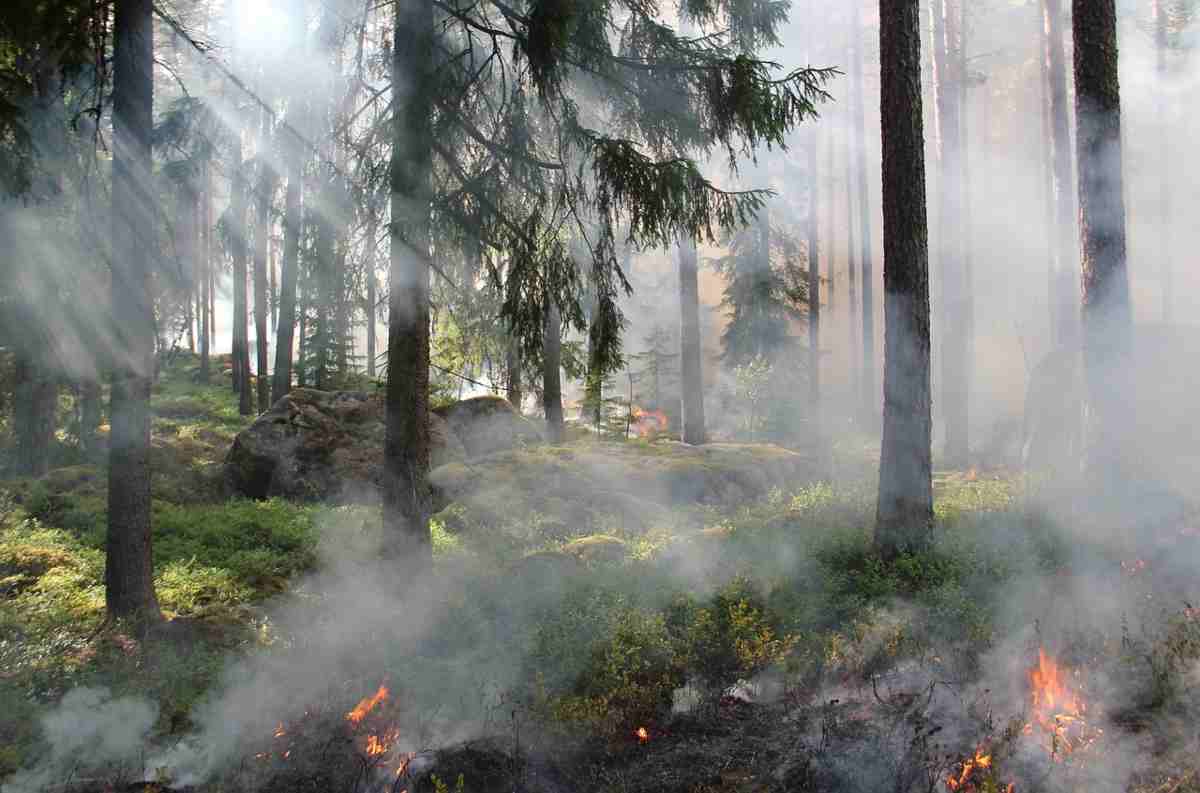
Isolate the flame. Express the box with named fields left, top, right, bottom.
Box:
left=631, top=407, right=668, bottom=438
left=273, top=722, right=287, bottom=738
left=365, top=729, right=398, bottom=757
left=1024, top=647, right=1100, bottom=760
left=346, top=685, right=390, bottom=725
left=945, top=745, right=992, bottom=792
left=635, top=726, right=650, bottom=744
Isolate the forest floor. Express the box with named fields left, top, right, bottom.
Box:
left=2, top=356, right=1199, bottom=793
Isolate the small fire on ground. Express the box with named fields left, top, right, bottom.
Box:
left=631, top=407, right=668, bottom=438
left=1024, top=646, right=1101, bottom=761
left=945, top=745, right=1011, bottom=793
left=256, top=683, right=415, bottom=787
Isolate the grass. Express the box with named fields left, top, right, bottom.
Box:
left=2, top=356, right=1198, bottom=791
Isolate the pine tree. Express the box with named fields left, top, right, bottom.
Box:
left=107, top=0, right=161, bottom=622
left=875, top=0, right=934, bottom=557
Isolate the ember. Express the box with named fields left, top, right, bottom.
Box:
left=635, top=726, right=650, bottom=744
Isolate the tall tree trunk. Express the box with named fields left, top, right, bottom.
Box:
left=383, top=0, right=434, bottom=562
left=253, top=110, right=274, bottom=413
left=505, top=336, right=521, bottom=409
left=1153, top=0, right=1171, bottom=322
left=678, top=237, right=706, bottom=444
left=543, top=299, right=564, bottom=442
left=199, top=162, right=211, bottom=383
left=80, top=377, right=102, bottom=457
left=932, top=0, right=968, bottom=468
left=1073, top=0, right=1132, bottom=498
left=806, top=123, right=820, bottom=419
left=1044, top=0, right=1077, bottom=347
left=1038, top=4, right=1058, bottom=339
left=845, top=101, right=859, bottom=407
left=875, top=0, right=933, bottom=556
left=852, top=0, right=876, bottom=426
left=959, top=3, right=975, bottom=420
left=272, top=114, right=303, bottom=403
left=231, top=136, right=253, bottom=415
left=297, top=268, right=309, bottom=387
left=365, top=211, right=378, bottom=379
left=270, top=232, right=278, bottom=333
left=107, top=0, right=160, bottom=622
left=825, top=124, right=836, bottom=318
left=13, top=348, right=56, bottom=477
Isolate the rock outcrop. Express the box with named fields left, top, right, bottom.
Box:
left=224, top=389, right=541, bottom=502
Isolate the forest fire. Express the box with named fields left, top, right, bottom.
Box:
left=346, top=684, right=390, bottom=725
left=945, top=745, right=1010, bottom=793
left=1024, top=647, right=1100, bottom=760
left=631, top=407, right=669, bottom=438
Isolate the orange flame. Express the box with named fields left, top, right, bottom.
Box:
left=635, top=726, right=650, bottom=744
left=631, top=407, right=668, bottom=438
left=346, top=685, right=390, bottom=725
left=1025, top=647, right=1099, bottom=760
left=273, top=722, right=287, bottom=738
left=945, top=745, right=992, bottom=791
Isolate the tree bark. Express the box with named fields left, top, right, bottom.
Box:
left=199, top=161, right=211, bottom=383
left=932, top=0, right=968, bottom=468
left=1044, top=0, right=1078, bottom=347
left=231, top=135, right=253, bottom=415
left=852, top=0, right=876, bottom=427
left=875, top=0, right=933, bottom=556
left=678, top=237, right=707, bottom=444
left=506, top=335, right=521, bottom=410
left=383, top=0, right=435, bottom=563
left=272, top=116, right=303, bottom=404
left=365, top=210, right=378, bottom=379
left=253, top=110, right=275, bottom=413
left=13, top=348, right=56, bottom=478
left=1153, top=0, right=1171, bottom=322
left=107, top=0, right=160, bottom=622
left=543, top=298, right=565, bottom=442
left=1073, top=0, right=1132, bottom=498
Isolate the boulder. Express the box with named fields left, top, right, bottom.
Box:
left=224, top=389, right=467, bottom=502
left=433, top=395, right=543, bottom=457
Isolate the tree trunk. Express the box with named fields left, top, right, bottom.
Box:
left=13, top=348, right=56, bottom=478
left=272, top=119, right=303, bottom=404
left=1044, top=0, right=1078, bottom=348
left=1038, top=3, right=1057, bottom=339
left=506, top=335, right=521, bottom=409
left=1073, top=0, right=1133, bottom=499
left=107, top=0, right=160, bottom=622
left=253, top=110, right=274, bottom=413
left=678, top=237, right=706, bottom=444
left=198, top=161, right=212, bottom=383
left=80, top=377, right=102, bottom=457
left=231, top=135, right=253, bottom=415
left=852, top=0, right=876, bottom=427
left=844, top=95, right=859, bottom=407
left=383, top=0, right=434, bottom=563
left=1153, top=0, right=1171, bottom=322
left=365, top=212, right=378, bottom=379
left=932, top=0, right=968, bottom=468
left=298, top=268, right=309, bottom=387
left=875, top=0, right=934, bottom=556
left=825, top=124, right=836, bottom=318
left=807, top=123, right=820, bottom=417
left=543, top=298, right=565, bottom=442
left=270, top=232, right=278, bottom=333
left=312, top=185, right=334, bottom=390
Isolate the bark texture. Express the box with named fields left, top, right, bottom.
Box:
left=875, top=0, right=934, bottom=556
left=678, top=237, right=707, bottom=445
left=272, top=112, right=303, bottom=404
left=542, top=299, right=564, bottom=442
left=107, top=0, right=160, bottom=621
left=1073, top=0, right=1133, bottom=497
left=383, top=0, right=435, bottom=563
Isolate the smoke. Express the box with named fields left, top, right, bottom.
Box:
left=1, top=688, right=158, bottom=793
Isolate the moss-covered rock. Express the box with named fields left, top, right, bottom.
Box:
left=433, top=395, right=543, bottom=457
